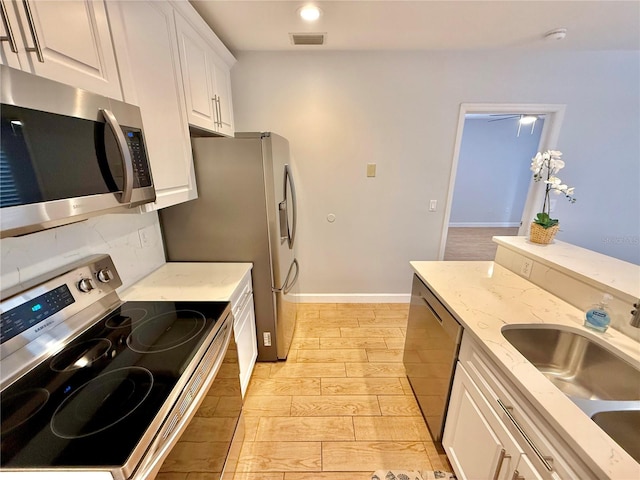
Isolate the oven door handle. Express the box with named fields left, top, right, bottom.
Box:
left=101, top=108, right=134, bottom=204
left=133, top=318, right=233, bottom=480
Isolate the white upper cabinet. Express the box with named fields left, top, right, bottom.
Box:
left=211, top=54, right=234, bottom=136
left=107, top=0, right=197, bottom=210
left=0, top=0, right=122, bottom=100
left=174, top=3, right=235, bottom=136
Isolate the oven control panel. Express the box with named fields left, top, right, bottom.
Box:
left=0, top=254, right=122, bottom=385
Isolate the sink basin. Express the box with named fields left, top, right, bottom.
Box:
left=502, top=325, right=640, bottom=401
left=502, top=325, right=640, bottom=462
left=592, top=410, right=640, bottom=462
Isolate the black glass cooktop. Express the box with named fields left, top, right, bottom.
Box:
left=0, top=300, right=229, bottom=468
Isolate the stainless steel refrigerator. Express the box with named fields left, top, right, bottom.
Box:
left=159, top=132, right=299, bottom=361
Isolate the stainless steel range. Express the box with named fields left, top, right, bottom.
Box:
left=0, top=255, right=241, bottom=479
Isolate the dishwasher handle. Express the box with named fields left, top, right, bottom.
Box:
left=419, top=293, right=462, bottom=343
left=420, top=295, right=444, bottom=325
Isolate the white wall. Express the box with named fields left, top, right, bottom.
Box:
left=1, top=211, right=165, bottom=294
left=449, top=117, right=543, bottom=226
left=231, top=50, right=640, bottom=298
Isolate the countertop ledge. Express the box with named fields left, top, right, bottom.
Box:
left=493, top=236, right=640, bottom=299
left=410, top=260, right=640, bottom=480
left=119, top=262, right=253, bottom=302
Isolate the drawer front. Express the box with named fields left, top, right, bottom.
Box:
left=230, top=270, right=253, bottom=320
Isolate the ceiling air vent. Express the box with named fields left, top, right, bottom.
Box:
left=290, top=33, right=325, bottom=46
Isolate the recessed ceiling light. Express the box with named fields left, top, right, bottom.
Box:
left=299, top=5, right=321, bottom=22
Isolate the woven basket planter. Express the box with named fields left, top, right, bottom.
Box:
left=529, top=222, right=559, bottom=244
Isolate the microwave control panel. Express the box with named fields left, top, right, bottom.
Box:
left=124, top=128, right=153, bottom=188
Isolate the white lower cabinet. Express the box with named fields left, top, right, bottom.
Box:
left=229, top=270, right=257, bottom=397
left=444, top=364, right=540, bottom=480
left=444, top=335, right=596, bottom=480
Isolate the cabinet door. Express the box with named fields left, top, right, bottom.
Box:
left=4, top=0, right=122, bottom=99
left=110, top=0, right=197, bottom=210
left=235, top=294, right=257, bottom=397
left=444, top=364, right=520, bottom=480
left=211, top=56, right=234, bottom=136
left=174, top=11, right=216, bottom=131
left=0, top=1, right=21, bottom=68
left=514, top=455, right=545, bottom=480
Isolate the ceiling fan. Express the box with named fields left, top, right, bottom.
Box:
left=488, top=114, right=542, bottom=136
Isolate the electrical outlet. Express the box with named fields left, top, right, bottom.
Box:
left=263, top=332, right=272, bottom=347
left=520, top=259, right=533, bottom=278
left=138, top=226, right=152, bottom=248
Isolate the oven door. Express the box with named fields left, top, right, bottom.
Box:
left=132, top=313, right=243, bottom=480
left=0, top=65, right=156, bottom=238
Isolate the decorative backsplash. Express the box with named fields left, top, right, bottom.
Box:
left=0, top=210, right=165, bottom=297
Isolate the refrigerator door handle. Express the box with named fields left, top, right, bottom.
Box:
left=272, top=258, right=299, bottom=294
left=280, top=164, right=297, bottom=249
left=278, top=199, right=288, bottom=244
left=283, top=258, right=299, bottom=295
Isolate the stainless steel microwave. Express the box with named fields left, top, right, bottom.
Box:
left=0, top=66, right=156, bottom=238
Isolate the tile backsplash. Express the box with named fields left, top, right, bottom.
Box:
left=1, top=211, right=165, bottom=295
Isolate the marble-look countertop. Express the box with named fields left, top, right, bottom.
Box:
left=120, top=262, right=253, bottom=302
left=410, top=260, right=640, bottom=480
left=493, top=236, right=640, bottom=299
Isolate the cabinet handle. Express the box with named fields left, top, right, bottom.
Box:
left=512, top=470, right=525, bottom=480
left=215, top=95, right=220, bottom=127
left=497, top=398, right=554, bottom=472
left=492, top=448, right=511, bottom=480
left=21, top=0, right=44, bottom=62
left=0, top=0, right=18, bottom=52
left=420, top=295, right=444, bottom=325
left=214, top=95, right=222, bottom=128
left=211, top=96, right=219, bottom=128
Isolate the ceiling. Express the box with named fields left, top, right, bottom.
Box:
left=189, top=0, right=640, bottom=54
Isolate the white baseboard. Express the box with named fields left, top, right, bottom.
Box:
left=449, top=222, right=520, bottom=228
left=292, top=293, right=410, bottom=304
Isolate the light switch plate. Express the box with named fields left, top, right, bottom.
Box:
left=366, top=163, right=376, bottom=177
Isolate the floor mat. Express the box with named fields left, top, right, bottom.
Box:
left=371, top=470, right=456, bottom=480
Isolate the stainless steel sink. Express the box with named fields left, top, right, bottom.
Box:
left=502, top=325, right=640, bottom=461
left=501, top=325, right=640, bottom=401
left=592, top=410, right=640, bottom=462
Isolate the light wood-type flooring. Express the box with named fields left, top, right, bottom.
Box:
left=444, top=227, right=519, bottom=260
left=231, top=303, right=452, bottom=479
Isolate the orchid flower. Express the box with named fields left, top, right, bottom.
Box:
left=531, top=150, right=576, bottom=227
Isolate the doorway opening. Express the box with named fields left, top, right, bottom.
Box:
left=439, top=103, right=566, bottom=260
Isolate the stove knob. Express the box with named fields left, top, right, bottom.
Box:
left=97, top=268, right=113, bottom=283
left=77, top=278, right=96, bottom=293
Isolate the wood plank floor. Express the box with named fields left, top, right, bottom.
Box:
left=231, top=303, right=452, bottom=479
left=444, top=227, right=519, bottom=260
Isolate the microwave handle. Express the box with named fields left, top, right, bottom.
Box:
left=101, top=108, right=134, bottom=204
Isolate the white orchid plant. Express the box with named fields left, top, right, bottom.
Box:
left=530, top=150, right=576, bottom=229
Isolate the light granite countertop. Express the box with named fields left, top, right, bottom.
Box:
left=410, top=260, right=640, bottom=480
left=120, top=262, right=253, bottom=302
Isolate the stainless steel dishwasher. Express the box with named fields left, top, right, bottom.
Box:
left=403, top=273, right=463, bottom=448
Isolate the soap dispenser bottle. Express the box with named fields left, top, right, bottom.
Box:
left=585, top=294, right=613, bottom=332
